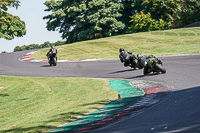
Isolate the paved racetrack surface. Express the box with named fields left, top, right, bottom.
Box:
left=0, top=51, right=200, bottom=132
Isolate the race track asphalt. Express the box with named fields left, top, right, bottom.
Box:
left=0, top=50, right=200, bottom=133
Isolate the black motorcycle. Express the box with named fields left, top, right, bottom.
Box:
left=137, top=55, right=148, bottom=69
left=47, top=54, right=57, bottom=66
left=119, top=48, right=138, bottom=69
left=143, top=57, right=166, bottom=75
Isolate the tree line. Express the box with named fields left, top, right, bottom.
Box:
left=13, top=41, right=65, bottom=52
left=1, top=0, right=200, bottom=52
left=44, top=0, right=200, bottom=43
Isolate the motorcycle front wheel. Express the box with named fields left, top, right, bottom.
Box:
left=143, top=65, right=149, bottom=75
left=53, top=57, right=57, bottom=66
left=119, top=56, right=124, bottom=63
left=155, top=63, right=166, bottom=74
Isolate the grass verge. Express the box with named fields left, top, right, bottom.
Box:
left=32, top=27, right=200, bottom=60
left=0, top=76, right=117, bottom=133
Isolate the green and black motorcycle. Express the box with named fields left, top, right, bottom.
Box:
left=143, top=56, right=166, bottom=75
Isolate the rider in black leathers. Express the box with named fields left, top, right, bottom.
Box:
left=137, top=54, right=147, bottom=69
left=137, top=54, right=157, bottom=69
left=46, top=45, right=57, bottom=63
left=119, top=48, right=136, bottom=67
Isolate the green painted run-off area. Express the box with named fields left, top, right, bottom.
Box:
left=49, top=80, right=145, bottom=132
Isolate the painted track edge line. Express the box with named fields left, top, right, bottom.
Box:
left=91, top=79, right=172, bottom=133
left=19, top=51, right=102, bottom=63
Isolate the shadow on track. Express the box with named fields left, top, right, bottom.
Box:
left=126, top=73, right=164, bottom=79
left=41, top=65, right=54, bottom=67
left=108, top=69, right=136, bottom=74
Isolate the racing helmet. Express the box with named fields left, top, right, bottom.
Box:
left=137, top=54, right=142, bottom=58
left=51, top=45, right=55, bottom=49
left=119, top=48, right=124, bottom=52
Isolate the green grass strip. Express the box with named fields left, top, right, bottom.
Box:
left=32, top=27, right=200, bottom=60
left=0, top=76, right=117, bottom=133
left=49, top=80, right=145, bottom=132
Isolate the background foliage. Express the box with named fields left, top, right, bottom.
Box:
left=128, top=0, right=200, bottom=33
left=0, top=0, right=26, bottom=40
left=43, top=0, right=125, bottom=43
left=128, top=11, right=172, bottom=33
left=173, top=0, right=200, bottom=27
left=43, top=0, right=200, bottom=43
left=14, top=40, right=65, bottom=52
left=128, top=0, right=178, bottom=33
left=11, top=0, right=200, bottom=52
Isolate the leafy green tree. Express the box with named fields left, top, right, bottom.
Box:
left=41, top=41, right=51, bottom=48
left=174, top=0, right=200, bottom=27
left=128, top=0, right=179, bottom=33
left=43, top=0, right=125, bottom=43
left=128, top=11, right=171, bottom=33
left=55, top=40, right=65, bottom=46
left=0, top=0, right=26, bottom=40
left=142, top=0, right=179, bottom=22
left=118, top=0, right=143, bottom=32
left=26, top=44, right=41, bottom=50
left=14, top=46, right=22, bottom=52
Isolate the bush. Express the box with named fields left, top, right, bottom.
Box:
left=128, top=11, right=172, bottom=33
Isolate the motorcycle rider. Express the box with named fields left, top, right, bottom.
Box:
left=46, top=45, right=57, bottom=63
left=137, top=54, right=159, bottom=68
left=119, top=48, right=134, bottom=67
left=143, top=54, right=164, bottom=75
left=137, top=54, right=148, bottom=69
left=146, top=55, right=158, bottom=65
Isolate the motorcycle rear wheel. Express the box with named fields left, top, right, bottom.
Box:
left=131, top=59, right=137, bottom=69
